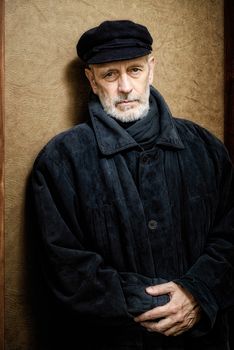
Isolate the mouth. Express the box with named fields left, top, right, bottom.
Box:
left=116, top=99, right=138, bottom=106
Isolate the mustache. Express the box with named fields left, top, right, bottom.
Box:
left=114, top=94, right=141, bottom=105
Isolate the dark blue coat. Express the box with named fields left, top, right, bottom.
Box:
left=31, top=87, right=234, bottom=349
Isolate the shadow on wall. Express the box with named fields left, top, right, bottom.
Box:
left=64, top=58, right=91, bottom=125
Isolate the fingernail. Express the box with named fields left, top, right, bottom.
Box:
left=146, top=287, right=153, bottom=292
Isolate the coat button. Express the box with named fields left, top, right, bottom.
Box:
left=148, top=219, right=157, bottom=230
left=141, top=155, right=149, bottom=164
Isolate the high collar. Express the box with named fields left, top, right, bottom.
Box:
left=88, top=86, right=185, bottom=156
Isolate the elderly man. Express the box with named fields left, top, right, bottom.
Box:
left=31, top=20, right=234, bottom=349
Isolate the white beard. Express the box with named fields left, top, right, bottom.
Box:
left=98, top=85, right=150, bottom=122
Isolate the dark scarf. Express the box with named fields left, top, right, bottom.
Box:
left=115, top=95, right=160, bottom=150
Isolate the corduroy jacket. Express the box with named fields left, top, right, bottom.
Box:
left=31, top=87, right=234, bottom=349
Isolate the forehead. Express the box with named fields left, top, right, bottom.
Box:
left=91, top=55, right=149, bottom=71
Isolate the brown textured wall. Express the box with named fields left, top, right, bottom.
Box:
left=5, top=1, right=224, bottom=349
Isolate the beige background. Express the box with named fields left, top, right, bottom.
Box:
left=5, top=0, right=224, bottom=349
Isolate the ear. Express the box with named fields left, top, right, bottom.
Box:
left=148, top=55, right=155, bottom=84
left=85, top=68, right=98, bottom=94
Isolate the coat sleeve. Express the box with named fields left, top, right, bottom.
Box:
left=174, top=145, right=234, bottom=335
left=30, top=150, right=169, bottom=326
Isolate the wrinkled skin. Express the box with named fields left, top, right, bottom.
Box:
left=134, top=282, right=201, bottom=336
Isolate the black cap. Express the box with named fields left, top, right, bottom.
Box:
left=76, top=20, right=153, bottom=64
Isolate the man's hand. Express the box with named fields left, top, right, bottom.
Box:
left=134, top=281, right=201, bottom=336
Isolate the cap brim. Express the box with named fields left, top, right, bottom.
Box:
left=87, top=47, right=151, bottom=64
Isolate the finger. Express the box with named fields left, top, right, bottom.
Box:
left=146, top=282, right=176, bottom=296
left=140, top=315, right=176, bottom=333
left=162, top=316, right=197, bottom=337
left=141, top=320, right=187, bottom=337
left=140, top=319, right=173, bottom=335
left=150, top=316, right=174, bottom=332
left=134, top=304, right=170, bottom=322
left=140, top=321, right=161, bottom=333
left=146, top=328, right=154, bottom=333
left=164, top=324, right=187, bottom=337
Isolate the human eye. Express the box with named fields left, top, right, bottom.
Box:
left=103, top=70, right=118, bottom=81
left=132, top=67, right=141, bottom=72
left=129, top=66, right=143, bottom=76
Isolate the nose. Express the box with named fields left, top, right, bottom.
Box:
left=118, top=74, right=133, bottom=94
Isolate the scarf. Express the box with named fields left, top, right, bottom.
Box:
left=115, top=95, right=160, bottom=150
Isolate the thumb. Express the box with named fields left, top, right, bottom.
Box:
left=146, top=282, right=174, bottom=296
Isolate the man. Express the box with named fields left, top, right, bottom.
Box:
left=31, top=20, right=234, bottom=349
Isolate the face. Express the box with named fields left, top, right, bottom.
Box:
left=85, top=55, right=155, bottom=122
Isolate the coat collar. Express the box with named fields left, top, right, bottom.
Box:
left=88, top=86, right=185, bottom=156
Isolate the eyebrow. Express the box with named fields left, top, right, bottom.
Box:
left=96, top=68, right=118, bottom=78
left=128, top=63, right=145, bottom=68
left=96, top=62, right=146, bottom=73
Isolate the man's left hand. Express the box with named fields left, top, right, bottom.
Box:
left=134, top=281, right=201, bottom=336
